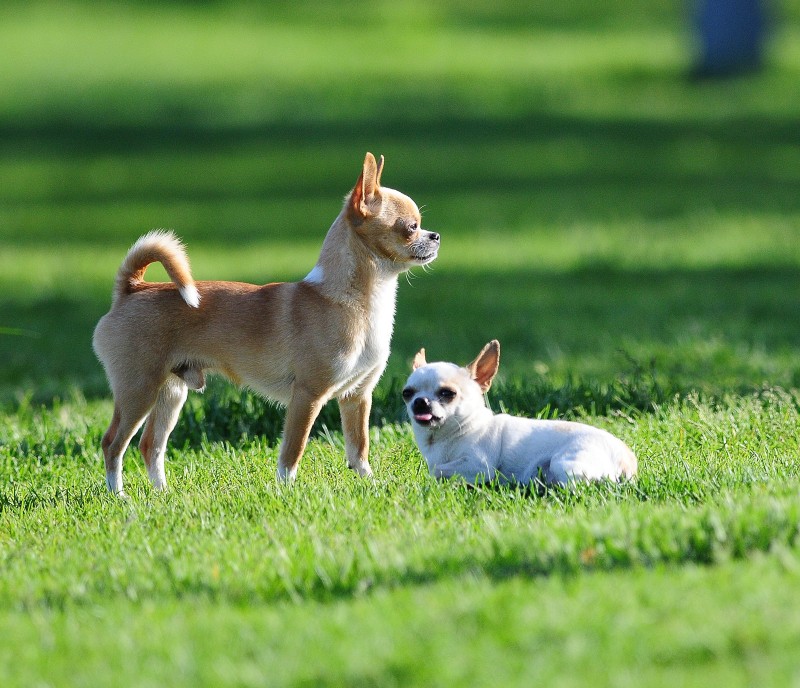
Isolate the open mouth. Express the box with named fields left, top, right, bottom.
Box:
left=411, top=249, right=438, bottom=264
left=413, top=412, right=441, bottom=426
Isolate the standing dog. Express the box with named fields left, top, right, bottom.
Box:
left=93, top=153, right=439, bottom=494
left=402, top=341, right=637, bottom=486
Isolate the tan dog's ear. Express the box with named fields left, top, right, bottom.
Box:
left=467, top=340, right=500, bottom=392
left=348, top=152, right=383, bottom=222
left=412, top=348, right=427, bottom=370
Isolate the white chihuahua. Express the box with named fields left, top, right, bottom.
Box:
left=402, top=340, right=637, bottom=486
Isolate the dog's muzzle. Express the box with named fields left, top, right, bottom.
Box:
left=411, top=397, right=438, bottom=425
left=411, top=231, right=440, bottom=263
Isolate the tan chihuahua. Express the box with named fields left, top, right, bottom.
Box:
left=93, top=153, right=439, bottom=495
left=403, top=341, right=637, bottom=486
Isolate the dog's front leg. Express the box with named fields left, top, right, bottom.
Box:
left=433, top=456, right=496, bottom=484
left=338, top=392, right=374, bottom=477
left=276, top=387, right=326, bottom=482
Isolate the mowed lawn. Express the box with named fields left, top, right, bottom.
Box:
left=2, top=1, right=800, bottom=686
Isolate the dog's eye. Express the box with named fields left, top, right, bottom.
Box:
left=438, top=388, right=457, bottom=401
left=403, top=221, right=418, bottom=238
left=402, top=388, right=414, bottom=400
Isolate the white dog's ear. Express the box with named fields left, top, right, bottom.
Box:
left=412, top=348, right=427, bottom=370
left=467, top=340, right=500, bottom=392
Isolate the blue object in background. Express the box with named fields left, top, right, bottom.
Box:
left=695, top=0, right=766, bottom=77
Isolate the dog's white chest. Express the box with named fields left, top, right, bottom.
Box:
left=364, top=279, right=396, bottom=352
left=335, top=278, right=397, bottom=394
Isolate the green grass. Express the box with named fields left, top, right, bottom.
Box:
left=3, top=392, right=800, bottom=686
left=3, top=1, right=800, bottom=685
left=4, top=558, right=800, bottom=687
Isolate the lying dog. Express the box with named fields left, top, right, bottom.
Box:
left=93, top=152, right=439, bottom=495
left=402, top=340, right=637, bottom=486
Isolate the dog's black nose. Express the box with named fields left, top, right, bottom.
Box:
left=412, top=397, right=432, bottom=414
left=427, top=231, right=440, bottom=243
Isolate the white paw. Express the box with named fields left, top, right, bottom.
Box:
left=106, top=473, right=126, bottom=496
left=147, top=466, right=168, bottom=491
left=349, top=461, right=373, bottom=478
left=276, top=464, right=297, bottom=483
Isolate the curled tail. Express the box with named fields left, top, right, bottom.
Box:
left=113, top=230, right=200, bottom=308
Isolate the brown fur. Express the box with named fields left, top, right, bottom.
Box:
left=93, top=153, right=440, bottom=494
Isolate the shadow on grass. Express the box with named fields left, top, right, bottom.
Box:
left=3, top=264, right=798, bottom=433
left=6, top=110, right=800, bottom=150
left=0, top=295, right=109, bottom=404
left=4, top=108, right=800, bottom=240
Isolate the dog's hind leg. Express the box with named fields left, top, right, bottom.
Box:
left=101, top=408, right=123, bottom=492
left=101, top=390, right=157, bottom=496
left=139, top=378, right=188, bottom=491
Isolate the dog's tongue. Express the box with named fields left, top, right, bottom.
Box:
left=414, top=413, right=433, bottom=423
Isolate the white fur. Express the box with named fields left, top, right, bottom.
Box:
left=105, top=470, right=126, bottom=497
left=330, top=277, right=398, bottom=400
left=403, top=360, right=636, bottom=486
left=303, top=264, right=325, bottom=284
left=277, top=462, right=298, bottom=482
left=146, top=460, right=167, bottom=490
left=179, top=284, right=200, bottom=308
left=362, top=278, right=397, bottom=369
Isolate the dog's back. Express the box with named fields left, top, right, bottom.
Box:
left=490, top=415, right=637, bottom=485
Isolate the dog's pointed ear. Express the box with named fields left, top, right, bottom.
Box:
left=347, top=152, right=382, bottom=222
left=467, top=340, right=500, bottom=392
left=412, top=348, right=427, bottom=370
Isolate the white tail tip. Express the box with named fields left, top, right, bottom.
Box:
left=180, top=284, right=201, bottom=308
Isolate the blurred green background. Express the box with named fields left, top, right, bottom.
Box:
left=1, top=0, right=800, bottom=407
